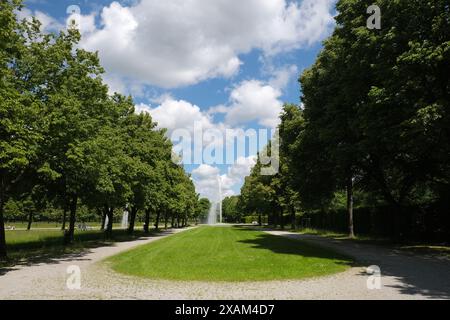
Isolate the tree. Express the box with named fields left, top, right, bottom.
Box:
left=222, top=196, right=240, bottom=223
left=196, top=198, right=211, bottom=224
left=0, top=0, right=43, bottom=259
left=278, top=104, right=305, bottom=229
left=240, top=155, right=274, bottom=226
left=1, top=1, right=200, bottom=259
left=39, top=30, right=112, bottom=243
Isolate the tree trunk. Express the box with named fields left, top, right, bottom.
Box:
left=164, top=211, right=168, bottom=229
left=64, top=194, right=78, bottom=245
left=105, top=207, right=114, bottom=239
left=100, top=207, right=107, bottom=231
left=291, top=208, right=296, bottom=230
left=272, top=210, right=278, bottom=228
left=258, top=213, right=262, bottom=227
left=171, top=214, right=176, bottom=228
left=127, top=206, right=138, bottom=234
left=347, top=177, right=355, bottom=239
left=0, top=190, right=7, bottom=260
left=280, top=210, right=285, bottom=230
left=26, top=211, right=33, bottom=231
left=61, top=206, right=68, bottom=231
left=144, top=209, right=151, bottom=233
left=154, top=210, right=161, bottom=230
left=102, top=205, right=109, bottom=234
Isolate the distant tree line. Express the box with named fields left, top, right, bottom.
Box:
left=0, top=1, right=210, bottom=260
left=235, top=0, right=450, bottom=241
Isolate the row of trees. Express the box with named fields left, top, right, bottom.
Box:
left=237, top=0, right=449, bottom=239
left=0, top=1, right=206, bottom=259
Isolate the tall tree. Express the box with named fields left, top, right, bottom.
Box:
left=0, top=0, right=43, bottom=259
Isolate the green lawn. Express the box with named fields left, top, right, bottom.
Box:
left=107, top=226, right=352, bottom=282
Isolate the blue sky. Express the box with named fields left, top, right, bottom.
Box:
left=23, top=0, right=336, bottom=201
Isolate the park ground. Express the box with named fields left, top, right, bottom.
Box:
left=1, top=225, right=450, bottom=300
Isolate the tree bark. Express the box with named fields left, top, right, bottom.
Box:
left=100, top=207, right=107, bottom=231
left=127, top=206, right=138, bottom=234
left=164, top=211, right=169, bottom=229
left=144, top=208, right=151, bottom=233
left=64, top=194, right=78, bottom=245
left=272, top=209, right=278, bottom=228
left=27, top=211, right=33, bottom=231
left=61, top=206, right=68, bottom=231
left=0, top=189, right=7, bottom=260
left=154, top=210, right=161, bottom=230
left=171, top=214, right=175, bottom=228
left=291, top=208, right=296, bottom=230
left=105, top=207, right=114, bottom=239
left=347, top=177, right=355, bottom=238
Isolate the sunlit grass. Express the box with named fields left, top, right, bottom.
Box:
left=107, top=226, right=352, bottom=282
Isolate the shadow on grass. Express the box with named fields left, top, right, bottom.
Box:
left=233, top=226, right=354, bottom=268
left=0, top=228, right=172, bottom=275
left=241, top=226, right=450, bottom=299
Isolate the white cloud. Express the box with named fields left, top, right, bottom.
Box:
left=67, top=11, right=97, bottom=34
left=192, top=156, right=256, bottom=202
left=221, top=156, right=257, bottom=193
left=268, top=64, right=299, bottom=90
left=137, top=99, right=215, bottom=134
left=74, top=0, right=335, bottom=89
left=221, top=80, right=284, bottom=128
left=16, top=8, right=64, bottom=32
left=192, top=164, right=222, bottom=201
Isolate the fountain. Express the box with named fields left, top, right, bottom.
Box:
left=207, top=176, right=223, bottom=225
left=207, top=204, right=217, bottom=225
left=218, top=175, right=222, bottom=224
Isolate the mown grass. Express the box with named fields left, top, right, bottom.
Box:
left=1, top=228, right=155, bottom=268
left=107, top=226, right=353, bottom=282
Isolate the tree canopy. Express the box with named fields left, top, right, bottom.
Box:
left=0, top=0, right=201, bottom=259
left=236, top=0, right=450, bottom=240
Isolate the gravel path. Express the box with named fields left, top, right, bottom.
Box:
left=1, top=229, right=449, bottom=300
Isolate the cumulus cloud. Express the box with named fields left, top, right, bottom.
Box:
left=138, top=73, right=284, bottom=145
left=224, top=80, right=283, bottom=128
left=74, top=0, right=335, bottom=89
left=220, top=156, right=257, bottom=195
left=136, top=99, right=215, bottom=134
left=268, top=64, right=299, bottom=90
left=192, top=156, right=256, bottom=201
left=192, top=165, right=221, bottom=201
left=16, top=8, right=64, bottom=32
left=138, top=95, right=262, bottom=201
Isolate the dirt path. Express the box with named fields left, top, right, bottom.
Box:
left=1, top=228, right=449, bottom=300
left=267, top=231, right=450, bottom=300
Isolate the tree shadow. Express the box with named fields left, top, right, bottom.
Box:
left=252, top=228, right=450, bottom=300
left=234, top=226, right=355, bottom=267
left=353, top=251, right=450, bottom=299
left=0, top=228, right=172, bottom=275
